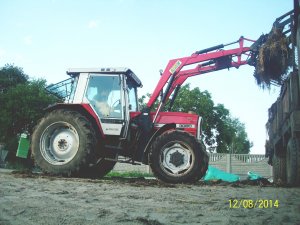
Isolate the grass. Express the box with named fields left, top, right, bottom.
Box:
left=105, top=171, right=153, bottom=178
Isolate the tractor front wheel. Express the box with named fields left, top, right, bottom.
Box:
left=149, top=130, right=208, bottom=183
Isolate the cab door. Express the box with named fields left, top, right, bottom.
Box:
left=84, top=74, right=126, bottom=136
left=121, top=76, right=139, bottom=139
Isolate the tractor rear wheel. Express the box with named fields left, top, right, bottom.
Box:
left=149, top=130, right=208, bottom=183
left=31, top=109, right=97, bottom=176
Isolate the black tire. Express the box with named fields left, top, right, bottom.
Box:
left=31, top=109, right=97, bottom=176
left=272, top=152, right=286, bottom=185
left=286, top=138, right=300, bottom=186
left=148, top=130, right=208, bottom=183
left=199, top=141, right=209, bottom=178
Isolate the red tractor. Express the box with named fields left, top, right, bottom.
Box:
left=31, top=37, right=257, bottom=183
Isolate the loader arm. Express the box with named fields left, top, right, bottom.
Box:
left=146, top=37, right=256, bottom=121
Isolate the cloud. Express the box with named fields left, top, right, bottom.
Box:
left=24, top=35, right=33, bottom=45
left=88, top=20, right=98, bottom=29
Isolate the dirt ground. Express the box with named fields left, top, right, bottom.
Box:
left=0, top=170, right=299, bottom=225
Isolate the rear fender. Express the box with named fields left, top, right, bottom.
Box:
left=45, top=103, right=105, bottom=138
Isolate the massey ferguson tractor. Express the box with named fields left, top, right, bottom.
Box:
left=31, top=36, right=258, bottom=183
left=31, top=2, right=299, bottom=184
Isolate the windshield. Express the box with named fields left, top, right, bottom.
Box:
left=85, top=74, right=123, bottom=119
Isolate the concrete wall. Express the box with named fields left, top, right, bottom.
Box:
left=112, top=153, right=273, bottom=180
left=113, top=162, right=151, bottom=174
left=209, top=153, right=272, bottom=180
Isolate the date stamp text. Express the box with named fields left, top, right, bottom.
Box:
left=228, top=199, right=279, bottom=209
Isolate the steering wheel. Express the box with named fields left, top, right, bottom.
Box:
left=112, top=99, right=121, bottom=111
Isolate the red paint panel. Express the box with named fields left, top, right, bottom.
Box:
left=81, top=104, right=105, bottom=137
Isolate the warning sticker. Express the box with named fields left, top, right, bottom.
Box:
left=169, top=60, right=182, bottom=74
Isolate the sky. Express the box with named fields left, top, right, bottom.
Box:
left=0, top=0, right=293, bottom=154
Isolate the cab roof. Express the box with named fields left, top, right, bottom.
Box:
left=66, top=67, right=142, bottom=87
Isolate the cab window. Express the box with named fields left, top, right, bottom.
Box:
left=85, top=75, right=123, bottom=118
left=127, top=80, right=138, bottom=112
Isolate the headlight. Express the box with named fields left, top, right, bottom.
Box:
left=196, top=116, right=202, bottom=141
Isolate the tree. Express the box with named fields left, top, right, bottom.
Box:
left=0, top=64, right=28, bottom=93
left=213, top=104, right=235, bottom=153
left=0, top=65, right=58, bottom=154
left=139, top=84, right=252, bottom=153
left=227, top=118, right=253, bottom=154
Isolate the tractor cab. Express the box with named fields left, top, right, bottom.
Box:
left=68, top=68, right=142, bottom=136
left=47, top=68, right=142, bottom=137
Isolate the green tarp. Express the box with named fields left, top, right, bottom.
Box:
left=203, top=166, right=240, bottom=182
